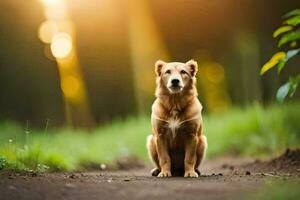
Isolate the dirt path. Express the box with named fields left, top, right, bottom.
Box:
left=1, top=151, right=299, bottom=200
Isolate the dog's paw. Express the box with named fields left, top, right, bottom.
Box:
left=195, top=168, right=201, bottom=176
left=184, top=171, right=199, bottom=178
left=151, top=168, right=160, bottom=176
left=157, top=171, right=172, bottom=177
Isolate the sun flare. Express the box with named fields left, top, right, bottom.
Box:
left=42, top=0, right=61, bottom=7
left=50, top=33, right=72, bottom=59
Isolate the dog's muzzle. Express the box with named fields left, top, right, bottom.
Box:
left=171, top=79, right=180, bottom=86
left=168, top=78, right=183, bottom=93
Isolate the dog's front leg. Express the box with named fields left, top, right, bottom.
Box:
left=184, top=136, right=198, bottom=177
left=156, top=134, right=171, bottom=177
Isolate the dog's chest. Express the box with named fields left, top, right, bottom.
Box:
left=168, top=118, right=181, bottom=131
left=167, top=110, right=181, bottom=138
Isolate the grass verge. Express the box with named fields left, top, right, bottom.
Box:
left=0, top=103, right=299, bottom=172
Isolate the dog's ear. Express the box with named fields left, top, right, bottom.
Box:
left=186, top=59, right=198, bottom=76
left=155, top=60, right=166, bottom=76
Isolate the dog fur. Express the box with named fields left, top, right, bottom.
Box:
left=146, top=59, right=207, bottom=178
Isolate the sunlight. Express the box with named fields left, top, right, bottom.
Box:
left=194, top=49, right=231, bottom=113
left=42, top=0, right=61, bottom=7
left=128, top=0, right=169, bottom=113
left=51, top=33, right=73, bottom=59
left=38, top=0, right=94, bottom=127
left=200, top=61, right=231, bottom=112
left=44, top=4, right=67, bottom=20
left=38, top=20, right=58, bottom=43
left=61, top=75, right=83, bottom=102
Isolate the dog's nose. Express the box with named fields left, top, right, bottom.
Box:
left=171, top=79, right=180, bottom=86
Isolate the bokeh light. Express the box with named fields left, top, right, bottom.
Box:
left=61, top=75, right=83, bottom=102
left=56, top=20, right=74, bottom=36
left=44, top=44, right=56, bottom=61
left=204, top=63, right=225, bottom=84
left=44, top=5, right=66, bottom=20
left=197, top=58, right=231, bottom=113
left=50, top=33, right=73, bottom=59
left=38, top=20, right=58, bottom=43
left=42, top=0, right=61, bottom=7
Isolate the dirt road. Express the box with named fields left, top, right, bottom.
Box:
left=1, top=150, right=299, bottom=200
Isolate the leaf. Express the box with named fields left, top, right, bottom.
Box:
left=276, top=82, right=290, bottom=103
left=277, top=48, right=300, bottom=73
left=289, top=74, right=300, bottom=97
left=277, top=61, right=286, bottom=74
left=283, top=9, right=300, bottom=19
left=278, top=29, right=300, bottom=47
left=260, top=52, right=286, bottom=75
left=276, top=74, right=300, bottom=102
left=286, top=48, right=300, bottom=59
left=273, top=26, right=293, bottom=38
left=284, top=15, right=300, bottom=26
left=290, top=41, right=297, bottom=47
left=289, top=82, right=298, bottom=97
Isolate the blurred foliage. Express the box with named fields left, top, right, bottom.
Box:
left=2, top=0, right=300, bottom=125
left=0, top=103, right=299, bottom=172
left=0, top=156, right=7, bottom=170
left=261, top=9, right=300, bottom=102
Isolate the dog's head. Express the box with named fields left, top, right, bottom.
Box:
left=155, top=60, right=198, bottom=94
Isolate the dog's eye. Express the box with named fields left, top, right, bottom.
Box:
left=165, top=70, right=171, bottom=74
left=181, top=70, right=187, bottom=74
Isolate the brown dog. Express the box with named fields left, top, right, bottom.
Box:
left=147, top=59, right=207, bottom=177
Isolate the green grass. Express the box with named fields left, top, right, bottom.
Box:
left=0, top=103, right=299, bottom=172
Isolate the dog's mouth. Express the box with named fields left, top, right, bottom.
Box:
left=168, top=86, right=183, bottom=93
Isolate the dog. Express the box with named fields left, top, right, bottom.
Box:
left=146, top=59, right=207, bottom=177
